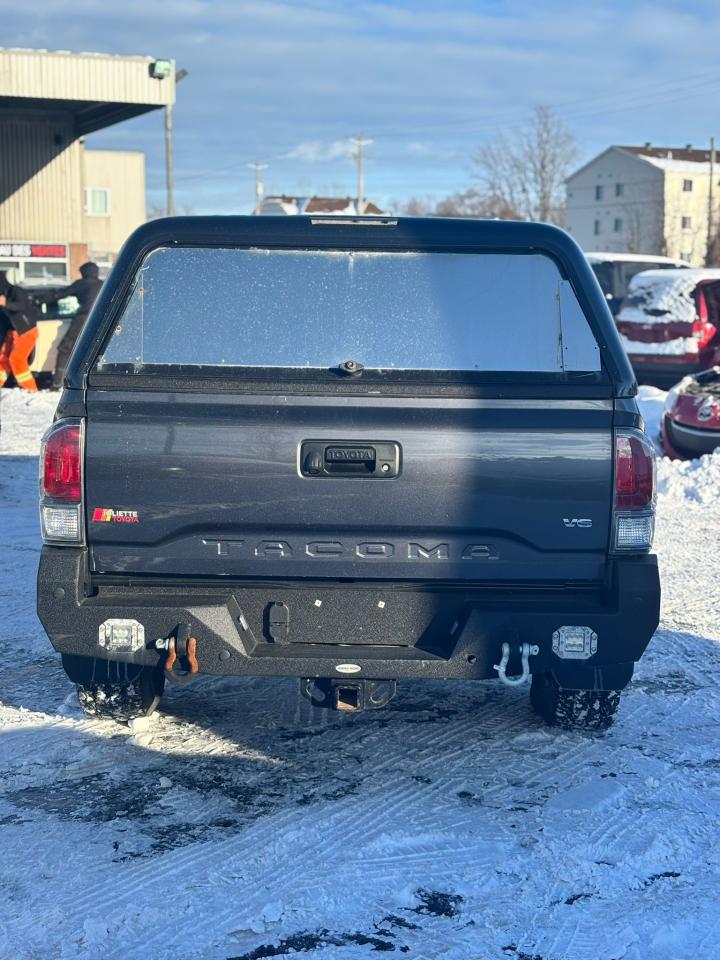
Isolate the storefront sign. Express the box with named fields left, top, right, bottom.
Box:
left=0, top=242, right=67, bottom=259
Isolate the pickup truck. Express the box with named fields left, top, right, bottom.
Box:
left=37, top=216, right=660, bottom=731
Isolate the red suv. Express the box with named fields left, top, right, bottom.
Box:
left=616, top=269, right=720, bottom=385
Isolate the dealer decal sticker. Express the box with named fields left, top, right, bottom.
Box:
left=92, top=508, right=140, bottom=524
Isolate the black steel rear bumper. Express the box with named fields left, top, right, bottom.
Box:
left=38, top=548, right=660, bottom=689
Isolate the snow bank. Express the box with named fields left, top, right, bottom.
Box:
left=657, top=449, right=720, bottom=504
left=0, top=389, right=59, bottom=457
left=637, top=384, right=667, bottom=440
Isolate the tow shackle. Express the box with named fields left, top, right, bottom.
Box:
left=493, top=641, right=539, bottom=687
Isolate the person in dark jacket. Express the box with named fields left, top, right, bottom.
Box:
left=0, top=270, right=40, bottom=391
left=47, top=261, right=103, bottom=388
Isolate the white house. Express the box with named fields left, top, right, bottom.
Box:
left=565, top=145, right=720, bottom=266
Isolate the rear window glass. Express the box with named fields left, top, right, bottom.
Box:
left=619, top=273, right=698, bottom=323
left=99, top=247, right=600, bottom=374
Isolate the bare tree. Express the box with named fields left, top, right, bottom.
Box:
left=147, top=202, right=196, bottom=220
left=472, top=106, right=579, bottom=225
left=400, top=196, right=434, bottom=216
left=434, top=189, right=519, bottom=219
left=400, top=189, right=519, bottom=219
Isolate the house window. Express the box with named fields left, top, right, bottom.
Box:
left=615, top=183, right=624, bottom=197
left=594, top=219, right=601, bottom=235
left=681, top=216, right=692, bottom=229
left=614, top=218, right=623, bottom=232
left=85, top=187, right=111, bottom=216
left=681, top=251, right=691, bottom=261
left=683, top=179, right=693, bottom=192
left=595, top=185, right=604, bottom=201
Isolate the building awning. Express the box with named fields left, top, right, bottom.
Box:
left=0, top=48, right=175, bottom=136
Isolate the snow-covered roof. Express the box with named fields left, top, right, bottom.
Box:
left=585, top=252, right=690, bottom=265
left=260, top=195, right=384, bottom=216
left=619, top=144, right=713, bottom=164
left=637, top=155, right=712, bottom=174
left=567, top=144, right=715, bottom=182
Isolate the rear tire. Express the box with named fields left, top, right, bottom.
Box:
left=76, top=666, right=164, bottom=723
left=530, top=671, right=621, bottom=732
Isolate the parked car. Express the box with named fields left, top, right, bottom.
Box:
left=615, top=268, right=720, bottom=386
left=586, top=252, right=689, bottom=316
left=37, top=216, right=660, bottom=733
left=662, top=367, right=720, bottom=459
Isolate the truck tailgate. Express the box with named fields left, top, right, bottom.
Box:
left=85, top=389, right=613, bottom=582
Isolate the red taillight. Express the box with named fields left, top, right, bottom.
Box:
left=43, top=424, right=82, bottom=502
left=692, top=318, right=717, bottom=350
left=615, top=434, right=655, bottom=509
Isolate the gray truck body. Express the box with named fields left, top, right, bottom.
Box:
left=37, top=216, right=660, bottom=704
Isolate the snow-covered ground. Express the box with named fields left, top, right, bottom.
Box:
left=0, top=386, right=719, bottom=960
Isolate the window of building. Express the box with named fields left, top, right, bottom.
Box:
left=595, top=185, right=604, bottom=201
left=681, top=216, right=692, bottom=230
left=594, top=219, right=601, bottom=235
left=681, top=251, right=691, bottom=262
left=683, top=179, right=693, bottom=192
left=613, top=218, right=623, bottom=232
left=615, top=183, right=624, bottom=197
left=85, top=187, right=111, bottom=217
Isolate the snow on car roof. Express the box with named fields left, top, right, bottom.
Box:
left=618, top=268, right=720, bottom=324
left=585, top=252, right=690, bottom=265
left=632, top=268, right=720, bottom=282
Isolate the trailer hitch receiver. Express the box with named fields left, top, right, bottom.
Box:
left=301, top=678, right=397, bottom=712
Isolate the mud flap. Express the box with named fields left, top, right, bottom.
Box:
left=61, top=653, right=149, bottom=686
left=547, top=661, right=634, bottom=691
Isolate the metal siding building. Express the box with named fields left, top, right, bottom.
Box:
left=0, top=112, right=84, bottom=242
left=0, top=48, right=174, bottom=278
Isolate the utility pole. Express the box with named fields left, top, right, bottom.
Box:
left=248, top=162, right=269, bottom=214
left=166, top=68, right=188, bottom=217
left=350, top=134, right=373, bottom=214
left=707, top=136, right=716, bottom=265
left=165, top=105, right=174, bottom=216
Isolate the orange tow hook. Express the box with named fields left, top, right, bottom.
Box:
left=158, top=626, right=199, bottom=684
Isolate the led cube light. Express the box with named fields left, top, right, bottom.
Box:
left=98, top=619, right=145, bottom=653
left=552, top=626, right=598, bottom=660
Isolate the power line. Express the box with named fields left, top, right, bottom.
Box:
left=150, top=69, right=720, bottom=199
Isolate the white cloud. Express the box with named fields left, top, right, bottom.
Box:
left=282, top=139, right=354, bottom=163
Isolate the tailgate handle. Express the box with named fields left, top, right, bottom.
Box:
left=301, top=441, right=400, bottom=479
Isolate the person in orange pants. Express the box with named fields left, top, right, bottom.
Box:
left=0, top=270, right=39, bottom=391
left=0, top=329, right=39, bottom=391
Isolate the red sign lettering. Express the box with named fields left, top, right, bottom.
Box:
left=30, top=244, right=66, bottom=259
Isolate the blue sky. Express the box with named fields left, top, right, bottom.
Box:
left=3, top=0, right=720, bottom=213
